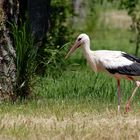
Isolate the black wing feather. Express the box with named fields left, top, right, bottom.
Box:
left=106, top=53, right=140, bottom=76
left=122, top=53, right=140, bottom=63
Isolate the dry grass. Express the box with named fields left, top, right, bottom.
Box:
left=0, top=110, right=140, bottom=140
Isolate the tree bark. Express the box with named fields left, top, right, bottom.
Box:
left=0, top=0, right=18, bottom=99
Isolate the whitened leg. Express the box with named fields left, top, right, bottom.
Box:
left=125, top=81, right=140, bottom=113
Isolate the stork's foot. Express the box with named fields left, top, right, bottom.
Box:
left=125, top=103, right=130, bottom=113
left=136, top=81, right=140, bottom=87
left=117, top=105, right=120, bottom=114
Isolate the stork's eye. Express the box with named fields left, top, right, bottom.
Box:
left=78, top=38, right=82, bottom=41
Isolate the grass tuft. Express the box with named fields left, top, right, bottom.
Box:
left=12, top=23, right=37, bottom=99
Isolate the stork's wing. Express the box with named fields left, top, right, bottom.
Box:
left=96, top=51, right=140, bottom=76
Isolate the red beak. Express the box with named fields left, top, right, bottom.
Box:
left=65, top=41, right=81, bottom=59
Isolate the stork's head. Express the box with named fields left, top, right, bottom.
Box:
left=65, top=33, right=90, bottom=59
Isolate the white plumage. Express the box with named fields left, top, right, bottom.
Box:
left=93, top=51, right=133, bottom=69
left=65, top=33, right=140, bottom=113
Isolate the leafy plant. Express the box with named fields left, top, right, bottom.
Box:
left=43, top=43, right=70, bottom=77
left=12, top=23, right=37, bottom=99
left=121, top=0, right=140, bottom=55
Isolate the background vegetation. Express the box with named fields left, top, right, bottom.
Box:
left=1, top=0, right=140, bottom=139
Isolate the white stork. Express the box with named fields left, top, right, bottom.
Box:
left=65, top=33, right=140, bottom=113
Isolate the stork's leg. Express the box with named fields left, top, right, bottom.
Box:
left=117, top=79, right=121, bottom=113
left=125, top=81, right=140, bottom=113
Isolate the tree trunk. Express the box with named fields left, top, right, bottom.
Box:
left=28, top=0, right=51, bottom=42
left=27, top=0, right=51, bottom=74
left=18, top=0, right=51, bottom=43
left=0, top=0, right=18, bottom=100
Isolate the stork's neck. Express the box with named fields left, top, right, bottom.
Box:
left=82, top=40, right=97, bottom=73
left=82, top=40, right=91, bottom=58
